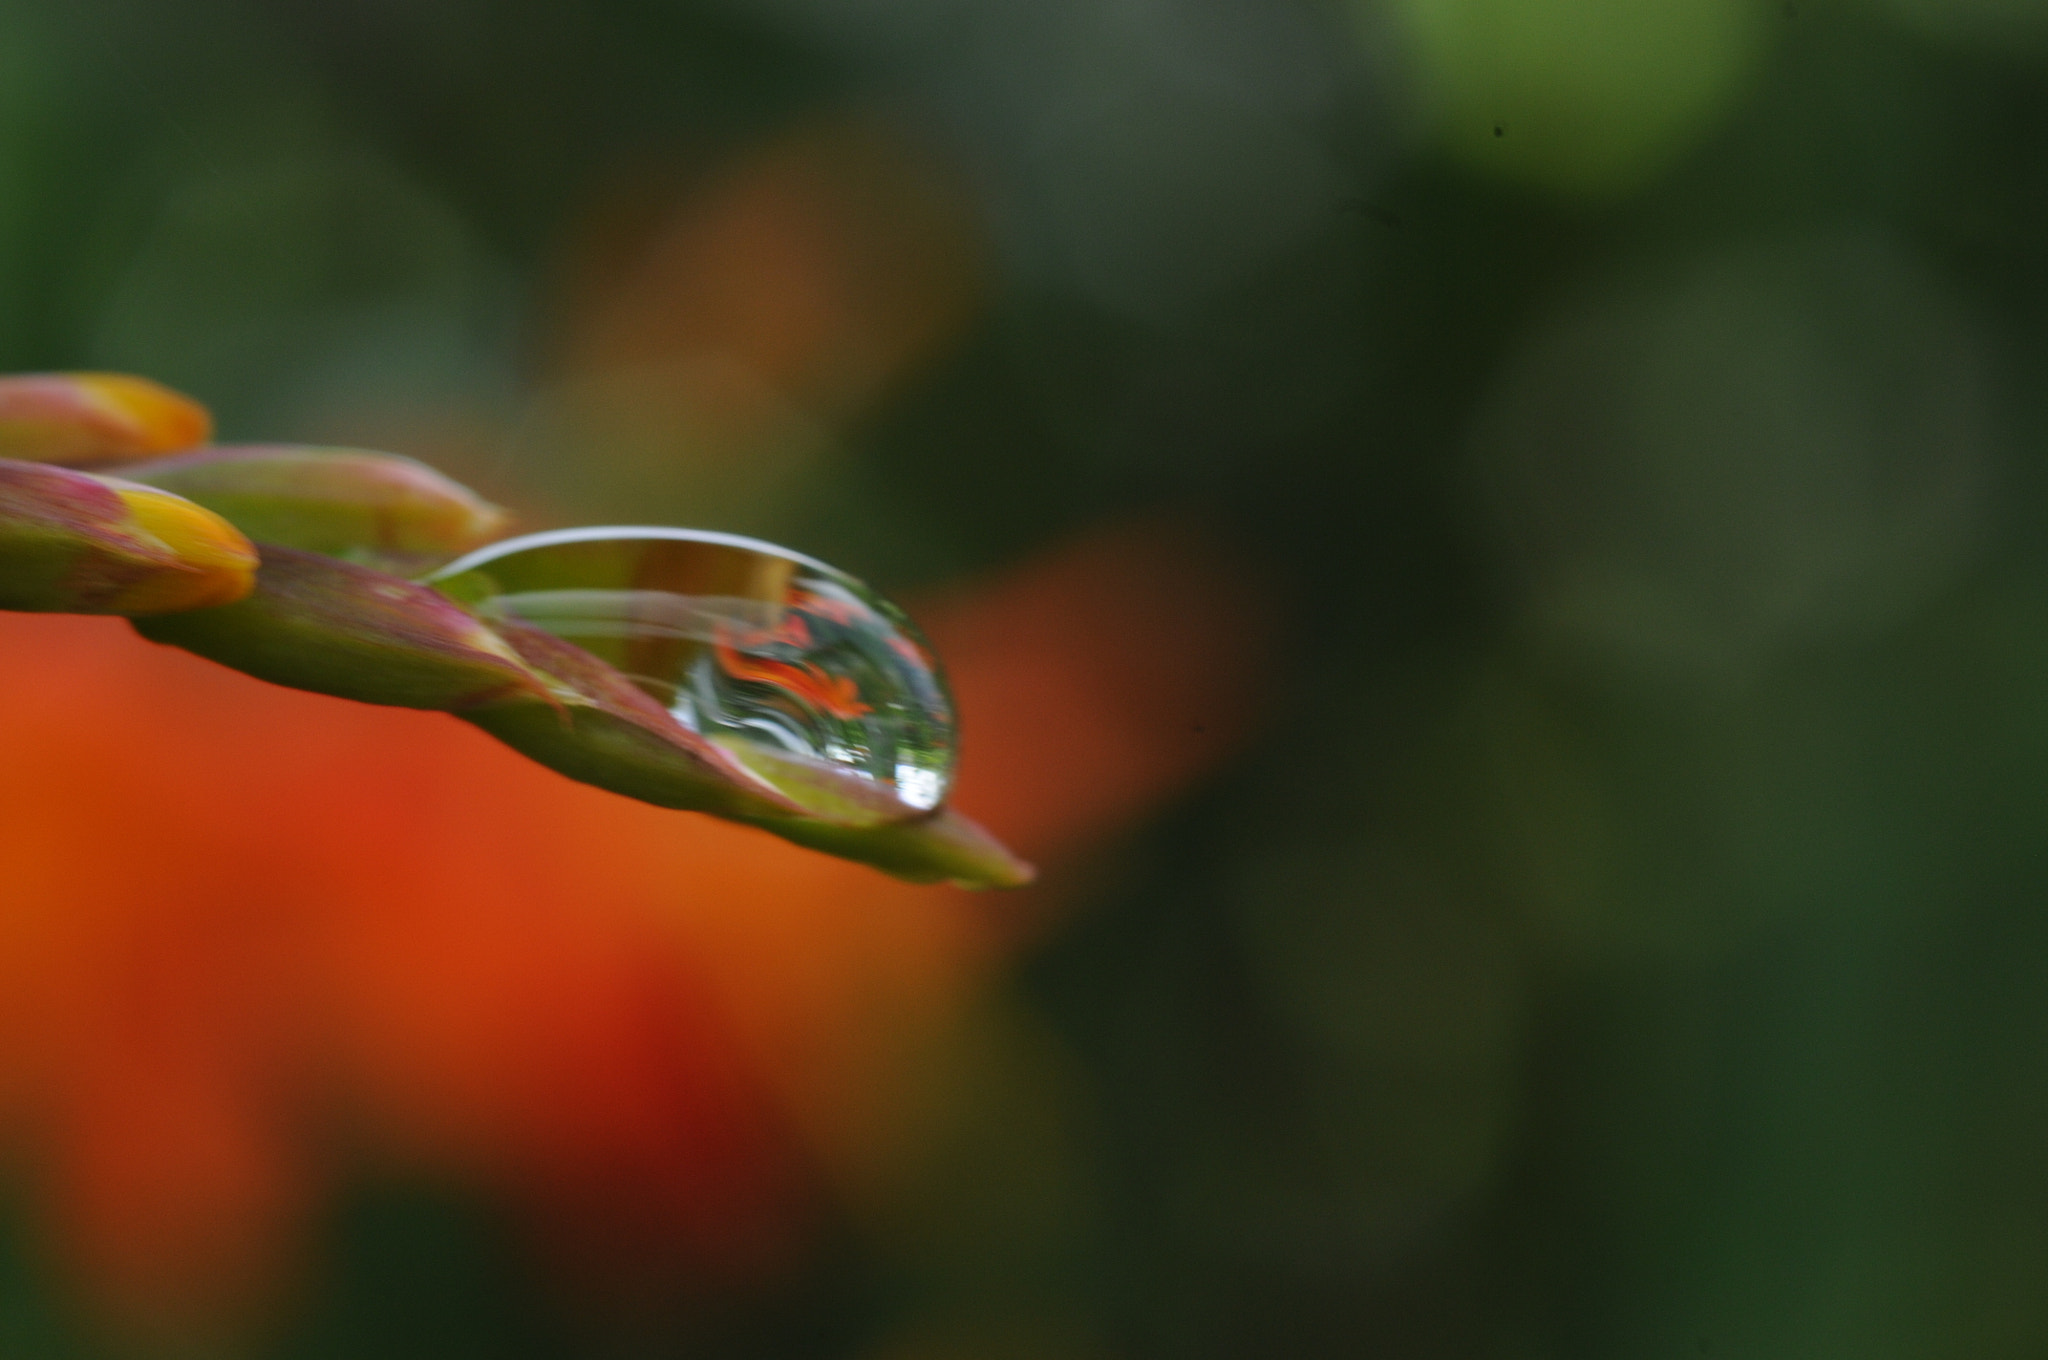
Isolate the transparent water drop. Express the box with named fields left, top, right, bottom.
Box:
left=428, top=528, right=955, bottom=816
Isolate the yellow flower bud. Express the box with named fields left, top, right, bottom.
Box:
left=0, top=373, right=213, bottom=466
left=0, top=460, right=255, bottom=615
left=101, top=480, right=260, bottom=613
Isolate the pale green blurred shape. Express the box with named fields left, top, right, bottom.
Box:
left=1470, top=230, right=1988, bottom=686
left=1373, top=0, right=1772, bottom=194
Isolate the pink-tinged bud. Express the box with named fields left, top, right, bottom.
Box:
left=464, top=620, right=808, bottom=822
left=119, top=445, right=509, bottom=568
left=0, top=460, right=256, bottom=615
left=0, top=373, right=212, bottom=466
left=120, top=538, right=1029, bottom=886
left=131, top=546, right=553, bottom=711
left=474, top=620, right=1031, bottom=887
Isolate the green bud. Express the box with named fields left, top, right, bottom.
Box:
left=119, top=445, right=509, bottom=570
left=129, top=542, right=1032, bottom=887
left=132, top=545, right=550, bottom=710
left=462, top=619, right=807, bottom=823
left=478, top=623, right=1031, bottom=887
left=0, top=459, right=257, bottom=615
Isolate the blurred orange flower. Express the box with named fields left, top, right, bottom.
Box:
left=0, top=517, right=1266, bottom=1346
left=552, top=117, right=984, bottom=420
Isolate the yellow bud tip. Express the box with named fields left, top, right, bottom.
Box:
left=72, top=373, right=214, bottom=455
left=106, top=482, right=259, bottom=613
left=0, top=372, right=214, bottom=464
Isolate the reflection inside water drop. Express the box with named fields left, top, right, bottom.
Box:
left=429, top=528, right=955, bottom=813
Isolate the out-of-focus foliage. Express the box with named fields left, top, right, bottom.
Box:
left=1382, top=0, right=1771, bottom=193
left=2, top=0, right=2048, bottom=1355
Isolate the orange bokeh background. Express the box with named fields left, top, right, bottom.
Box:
left=0, top=516, right=1268, bottom=1346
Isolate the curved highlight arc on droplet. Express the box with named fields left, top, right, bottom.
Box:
left=427, top=526, right=842, bottom=584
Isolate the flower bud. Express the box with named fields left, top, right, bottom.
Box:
left=463, top=620, right=807, bottom=822
left=119, top=445, right=509, bottom=568
left=0, top=460, right=257, bottom=615
left=0, top=373, right=212, bottom=466
left=126, top=542, right=1031, bottom=886
left=100, top=479, right=265, bottom=612
left=475, top=620, right=1031, bottom=886
left=132, top=545, right=552, bottom=711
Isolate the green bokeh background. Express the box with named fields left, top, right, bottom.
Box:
left=8, top=0, right=2048, bottom=1355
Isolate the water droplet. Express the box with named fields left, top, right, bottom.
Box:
left=428, top=528, right=955, bottom=816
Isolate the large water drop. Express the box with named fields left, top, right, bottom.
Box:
left=429, top=528, right=955, bottom=815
